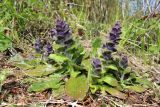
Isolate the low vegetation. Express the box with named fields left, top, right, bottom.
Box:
left=0, top=0, right=160, bottom=106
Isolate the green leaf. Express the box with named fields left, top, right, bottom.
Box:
left=81, top=58, right=92, bottom=82
left=49, top=54, right=69, bottom=63
left=10, top=54, right=43, bottom=70
left=70, top=71, right=81, bottom=78
left=67, top=66, right=80, bottom=78
left=28, top=78, right=61, bottom=92
left=81, top=58, right=91, bottom=70
left=52, top=42, right=64, bottom=50
left=65, top=75, right=89, bottom=100
left=106, top=65, right=118, bottom=71
left=28, top=81, right=46, bottom=92
left=101, top=86, right=127, bottom=99
left=22, top=77, right=37, bottom=84
left=99, top=75, right=119, bottom=87
left=25, top=65, right=55, bottom=77
left=92, top=37, right=101, bottom=49
left=0, top=69, right=12, bottom=91
left=0, top=33, right=11, bottom=52
left=125, top=85, right=146, bottom=93
left=123, top=67, right=132, bottom=74
left=0, top=69, right=12, bottom=83
left=92, top=37, right=101, bottom=55
left=149, top=45, right=159, bottom=54
left=52, top=85, right=65, bottom=98
left=9, top=54, right=24, bottom=63
left=135, top=78, right=152, bottom=88
left=16, top=62, right=34, bottom=69
left=90, top=85, right=100, bottom=94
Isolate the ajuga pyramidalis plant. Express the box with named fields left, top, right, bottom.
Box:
left=102, top=21, right=128, bottom=68
left=91, top=21, right=150, bottom=97
left=91, top=22, right=133, bottom=95
left=49, top=18, right=89, bottom=100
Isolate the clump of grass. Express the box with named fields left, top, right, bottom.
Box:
left=120, top=18, right=160, bottom=64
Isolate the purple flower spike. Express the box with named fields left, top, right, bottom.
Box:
left=93, top=58, right=101, bottom=70
left=102, top=51, right=112, bottom=60
left=50, top=29, right=57, bottom=37
left=102, top=21, right=122, bottom=62
left=46, top=42, right=53, bottom=55
left=109, top=21, right=122, bottom=44
left=51, top=18, right=72, bottom=44
left=109, top=33, right=117, bottom=41
left=119, top=56, right=128, bottom=68
left=104, top=43, right=117, bottom=52
left=35, top=39, right=43, bottom=53
left=56, top=19, right=70, bottom=36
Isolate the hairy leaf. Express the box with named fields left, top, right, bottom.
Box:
left=92, top=37, right=102, bottom=49
left=106, top=65, right=118, bottom=71
left=52, top=85, right=65, bottom=98
left=49, top=54, right=69, bottom=63
left=125, top=85, right=146, bottom=93
left=0, top=33, right=11, bottom=52
left=28, top=78, right=61, bottom=92
left=101, top=86, right=127, bottom=99
left=65, top=75, right=89, bottom=100
left=90, top=85, right=100, bottom=94
left=25, top=65, right=55, bottom=77
left=99, top=75, right=119, bottom=87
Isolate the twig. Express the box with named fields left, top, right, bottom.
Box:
left=66, top=3, right=83, bottom=7
left=98, top=94, right=123, bottom=107
left=40, top=99, right=67, bottom=104
left=40, top=99, right=83, bottom=107
left=44, top=96, right=52, bottom=107
left=67, top=100, right=83, bottom=107
left=132, top=103, right=158, bottom=107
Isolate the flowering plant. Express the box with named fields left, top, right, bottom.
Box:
left=90, top=22, right=150, bottom=98
left=12, top=19, right=150, bottom=100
